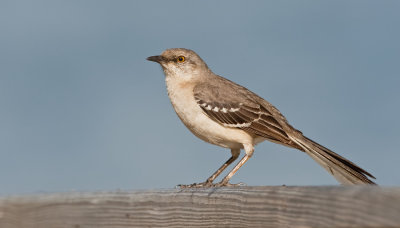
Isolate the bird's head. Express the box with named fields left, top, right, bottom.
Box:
left=147, top=48, right=210, bottom=81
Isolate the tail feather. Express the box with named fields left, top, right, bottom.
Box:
left=289, top=135, right=376, bottom=185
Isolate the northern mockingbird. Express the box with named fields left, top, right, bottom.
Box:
left=147, top=48, right=376, bottom=187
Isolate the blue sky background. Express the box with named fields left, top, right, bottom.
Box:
left=1, top=1, right=399, bottom=195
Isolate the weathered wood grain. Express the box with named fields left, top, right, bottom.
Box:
left=0, top=186, right=399, bottom=228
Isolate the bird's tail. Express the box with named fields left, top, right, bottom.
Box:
left=289, top=134, right=376, bottom=185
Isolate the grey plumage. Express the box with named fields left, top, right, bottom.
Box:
left=194, top=75, right=375, bottom=185
left=147, top=48, right=376, bottom=186
left=194, top=76, right=293, bottom=144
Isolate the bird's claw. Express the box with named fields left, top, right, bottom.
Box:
left=213, top=181, right=246, bottom=187
left=177, top=181, right=246, bottom=189
left=177, top=181, right=213, bottom=188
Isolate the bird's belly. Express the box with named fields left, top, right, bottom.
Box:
left=167, top=85, right=253, bottom=149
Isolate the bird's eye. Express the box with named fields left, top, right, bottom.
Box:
left=177, top=56, right=185, bottom=63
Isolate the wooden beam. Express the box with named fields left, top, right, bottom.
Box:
left=1, top=186, right=399, bottom=227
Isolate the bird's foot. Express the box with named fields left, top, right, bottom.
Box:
left=177, top=181, right=214, bottom=189
left=177, top=181, right=246, bottom=189
left=213, top=181, right=247, bottom=188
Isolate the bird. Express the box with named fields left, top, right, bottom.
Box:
left=147, top=48, right=376, bottom=187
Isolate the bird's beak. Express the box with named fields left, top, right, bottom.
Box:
left=146, top=55, right=164, bottom=63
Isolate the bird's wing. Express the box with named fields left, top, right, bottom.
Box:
left=193, top=77, right=292, bottom=144
left=194, top=76, right=376, bottom=185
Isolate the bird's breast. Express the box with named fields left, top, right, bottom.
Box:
left=164, top=77, right=255, bottom=149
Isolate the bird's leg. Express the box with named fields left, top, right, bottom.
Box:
left=216, top=144, right=254, bottom=187
left=178, top=149, right=240, bottom=188
left=204, top=148, right=240, bottom=185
